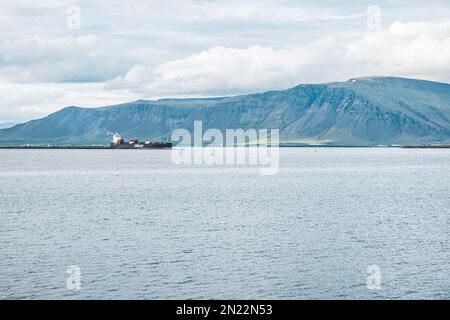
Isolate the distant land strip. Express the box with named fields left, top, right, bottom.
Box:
left=0, top=144, right=449, bottom=149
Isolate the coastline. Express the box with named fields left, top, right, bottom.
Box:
left=0, top=143, right=449, bottom=149
left=0, top=145, right=111, bottom=150
left=1, top=145, right=449, bottom=149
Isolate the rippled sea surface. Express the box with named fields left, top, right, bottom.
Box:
left=0, top=148, right=449, bottom=299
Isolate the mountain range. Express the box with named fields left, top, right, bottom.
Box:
left=1, top=77, right=450, bottom=146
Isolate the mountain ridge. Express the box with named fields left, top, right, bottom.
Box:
left=1, top=77, right=450, bottom=145
left=0, top=122, right=21, bottom=130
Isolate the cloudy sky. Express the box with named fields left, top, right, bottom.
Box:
left=1, top=0, right=450, bottom=122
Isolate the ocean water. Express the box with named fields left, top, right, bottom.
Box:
left=0, top=148, right=449, bottom=299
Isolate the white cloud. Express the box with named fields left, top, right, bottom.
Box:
left=345, top=21, right=450, bottom=79
left=0, top=83, right=141, bottom=122
left=388, top=21, right=450, bottom=38
left=0, top=35, right=135, bottom=83
left=106, top=36, right=340, bottom=95
left=171, top=0, right=359, bottom=23
left=105, top=20, right=450, bottom=97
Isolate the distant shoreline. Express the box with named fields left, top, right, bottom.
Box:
left=0, top=146, right=110, bottom=150
left=0, top=144, right=449, bottom=149
left=402, top=145, right=450, bottom=149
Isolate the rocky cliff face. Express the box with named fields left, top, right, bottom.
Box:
left=1, top=77, right=450, bottom=145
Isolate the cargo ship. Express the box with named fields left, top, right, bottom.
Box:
left=110, top=132, right=172, bottom=149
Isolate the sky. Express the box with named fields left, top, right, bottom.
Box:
left=1, top=0, right=450, bottom=122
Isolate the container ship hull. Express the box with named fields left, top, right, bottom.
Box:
left=109, top=142, right=172, bottom=149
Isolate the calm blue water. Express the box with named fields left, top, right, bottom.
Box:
left=0, top=148, right=449, bottom=299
